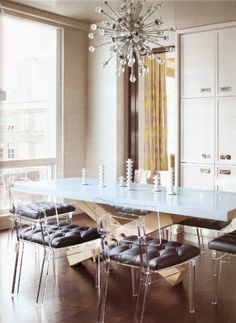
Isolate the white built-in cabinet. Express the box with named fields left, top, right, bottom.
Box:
left=181, top=98, right=215, bottom=164
left=181, top=31, right=215, bottom=98
left=218, top=28, right=236, bottom=96
left=180, top=25, right=236, bottom=192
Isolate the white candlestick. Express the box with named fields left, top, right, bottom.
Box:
left=126, top=158, right=134, bottom=191
left=81, top=168, right=87, bottom=185
left=119, top=176, right=126, bottom=187
left=167, top=167, right=176, bottom=195
left=99, top=163, right=105, bottom=187
left=153, top=174, right=161, bottom=192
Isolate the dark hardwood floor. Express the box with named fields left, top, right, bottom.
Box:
left=0, top=214, right=236, bottom=323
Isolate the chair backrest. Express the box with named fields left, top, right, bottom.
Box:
left=134, top=169, right=172, bottom=187
left=134, top=169, right=155, bottom=184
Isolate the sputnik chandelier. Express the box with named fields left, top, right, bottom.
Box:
left=89, top=0, right=175, bottom=82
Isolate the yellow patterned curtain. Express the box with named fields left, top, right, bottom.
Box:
left=144, top=53, right=168, bottom=170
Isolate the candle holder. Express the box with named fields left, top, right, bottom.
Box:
left=167, top=167, right=176, bottom=195
left=153, top=174, right=161, bottom=192
left=119, top=176, right=126, bottom=187
left=81, top=168, right=88, bottom=185
left=99, top=163, right=106, bottom=187
left=126, top=159, right=134, bottom=191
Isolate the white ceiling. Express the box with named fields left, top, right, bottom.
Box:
left=6, top=0, right=173, bottom=23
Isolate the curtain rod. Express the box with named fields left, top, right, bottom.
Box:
left=0, top=2, right=89, bottom=31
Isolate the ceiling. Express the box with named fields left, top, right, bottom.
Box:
left=6, top=0, right=173, bottom=23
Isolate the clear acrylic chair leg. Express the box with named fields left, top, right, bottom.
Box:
left=131, top=267, right=138, bottom=297
left=11, top=241, right=20, bottom=294
left=134, top=272, right=150, bottom=323
left=36, top=248, right=48, bottom=304
left=97, top=261, right=110, bottom=323
left=188, top=259, right=196, bottom=314
left=16, top=241, right=25, bottom=293
left=212, top=252, right=222, bottom=305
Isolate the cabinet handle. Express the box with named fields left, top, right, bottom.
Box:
left=200, top=88, right=211, bottom=93
left=202, top=153, right=211, bottom=159
left=219, top=169, right=231, bottom=175
left=200, top=168, right=211, bottom=174
left=220, top=154, right=231, bottom=160
left=220, top=86, right=231, bottom=92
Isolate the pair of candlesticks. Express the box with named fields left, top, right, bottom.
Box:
left=81, top=163, right=105, bottom=187
left=119, top=168, right=176, bottom=195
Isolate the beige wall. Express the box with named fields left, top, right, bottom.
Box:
left=174, top=1, right=236, bottom=29
left=63, top=27, right=88, bottom=177
left=87, top=42, right=128, bottom=180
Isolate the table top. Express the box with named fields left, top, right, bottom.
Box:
left=13, top=177, right=236, bottom=221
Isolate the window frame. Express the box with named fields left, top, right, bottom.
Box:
left=0, top=17, right=63, bottom=220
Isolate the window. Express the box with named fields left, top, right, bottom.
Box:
left=7, top=115, right=15, bottom=130
left=7, top=143, right=14, bottom=159
left=0, top=15, right=61, bottom=211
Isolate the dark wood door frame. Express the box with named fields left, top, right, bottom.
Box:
left=128, top=46, right=174, bottom=171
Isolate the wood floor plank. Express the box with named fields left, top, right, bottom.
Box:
left=0, top=214, right=236, bottom=323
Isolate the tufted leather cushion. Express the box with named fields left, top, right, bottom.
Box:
left=111, top=205, right=150, bottom=216
left=180, top=217, right=228, bottom=230
left=208, top=230, right=236, bottom=254
left=22, top=222, right=100, bottom=248
left=107, top=235, right=200, bottom=270
left=10, top=201, right=75, bottom=219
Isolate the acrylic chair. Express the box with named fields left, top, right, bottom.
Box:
left=11, top=200, right=101, bottom=304
left=208, top=229, right=236, bottom=304
left=158, top=171, right=236, bottom=250
left=96, top=211, right=200, bottom=323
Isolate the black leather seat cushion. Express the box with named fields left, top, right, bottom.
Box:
left=10, top=201, right=75, bottom=219
left=111, top=205, right=150, bottom=216
left=22, top=222, right=100, bottom=248
left=180, top=217, right=228, bottom=230
left=208, top=230, right=236, bottom=254
left=108, top=236, right=200, bottom=271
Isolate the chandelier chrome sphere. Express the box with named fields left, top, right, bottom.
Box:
left=89, top=0, right=175, bottom=82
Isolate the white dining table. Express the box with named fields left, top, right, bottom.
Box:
left=13, top=177, right=236, bottom=222
left=13, top=176, right=236, bottom=284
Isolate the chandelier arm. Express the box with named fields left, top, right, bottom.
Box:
left=133, top=1, right=143, bottom=20
left=104, top=1, right=123, bottom=19
left=145, top=38, right=164, bottom=48
left=140, top=6, right=153, bottom=22
left=101, top=10, right=118, bottom=23
left=142, top=28, right=172, bottom=34
left=98, top=27, right=117, bottom=32
left=141, top=8, right=157, bottom=24
left=116, top=39, right=130, bottom=59
left=134, top=46, right=144, bottom=68
left=103, top=53, right=115, bottom=67
left=142, top=24, right=163, bottom=30
left=95, top=41, right=112, bottom=49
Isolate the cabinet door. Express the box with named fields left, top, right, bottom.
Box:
left=218, top=98, right=236, bottom=164
left=181, top=31, right=215, bottom=98
left=181, top=163, right=214, bottom=190
left=181, top=98, right=215, bottom=164
left=216, top=165, right=236, bottom=192
left=218, top=27, right=236, bottom=96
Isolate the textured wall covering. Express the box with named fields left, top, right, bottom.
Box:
left=63, top=27, right=88, bottom=178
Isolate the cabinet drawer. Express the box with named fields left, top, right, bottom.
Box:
left=217, top=98, right=236, bottom=164
left=181, top=163, right=214, bottom=190
left=181, top=99, right=215, bottom=164
left=216, top=166, right=236, bottom=192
